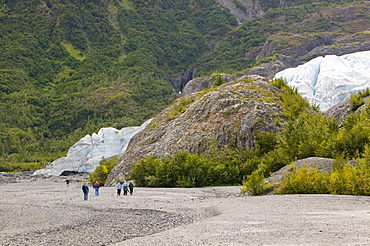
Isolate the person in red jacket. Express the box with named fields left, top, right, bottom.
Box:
left=93, top=181, right=100, bottom=196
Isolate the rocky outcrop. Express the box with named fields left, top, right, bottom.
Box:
left=167, top=70, right=195, bottom=93
left=324, top=98, right=352, bottom=124
left=216, top=0, right=264, bottom=23
left=325, top=96, right=370, bottom=124
left=248, top=3, right=370, bottom=62
left=182, top=74, right=233, bottom=96
left=107, top=75, right=286, bottom=184
left=246, top=55, right=302, bottom=78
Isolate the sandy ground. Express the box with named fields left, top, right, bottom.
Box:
left=0, top=176, right=369, bottom=245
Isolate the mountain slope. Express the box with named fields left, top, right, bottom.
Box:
left=0, top=0, right=237, bottom=171
left=196, top=1, right=370, bottom=76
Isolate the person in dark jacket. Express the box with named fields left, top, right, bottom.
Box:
left=82, top=183, right=89, bottom=200
left=129, top=181, right=134, bottom=195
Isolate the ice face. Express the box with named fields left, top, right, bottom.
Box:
left=275, top=51, right=370, bottom=112
left=33, top=119, right=152, bottom=176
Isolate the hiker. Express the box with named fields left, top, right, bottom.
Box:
left=129, top=181, right=134, bottom=195
left=82, top=183, right=89, bottom=200
left=116, top=182, right=122, bottom=196
left=123, top=181, right=129, bottom=196
left=93, top=181, right=100, bottom=196
left=65, top=179, right=70, bottom=187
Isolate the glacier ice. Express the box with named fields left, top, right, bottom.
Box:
left=275, top=51, right=370, bottom=112
left=33, top=119, right=152, bottom=176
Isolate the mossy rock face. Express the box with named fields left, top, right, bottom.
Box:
left=107, top=75, right=288, bottom=184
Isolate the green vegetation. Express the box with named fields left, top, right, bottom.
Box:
left=241, top=170, right=273, bottom=196
left=89, top=156, right=119, bottom=185
left=2, top=0, right=370, bottom=197
left=130, top=79, right=370, bottom=196
left=166, top=96, right=196, bottom=120
left=130, top=148, right=260, bottom=187
left=350, top=88, right=370, bottom=111
left=275, top=159, right=370, bottom=196
left=0, top=0, right=237, bottom=171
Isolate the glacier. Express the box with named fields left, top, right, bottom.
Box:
left=274, top=51, right=370, bottom=112
left=33, top=119, right=152, bottom=176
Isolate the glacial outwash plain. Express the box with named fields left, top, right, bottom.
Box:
left=0, top=175, right=369, bottom=246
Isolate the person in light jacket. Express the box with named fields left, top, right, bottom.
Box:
left=116, top=182, right=122, bottom=196
left=123, top=181, right=129, bottom=196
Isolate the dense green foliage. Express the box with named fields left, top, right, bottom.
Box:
left=89, top=156, right=119, bottom=185
left=275, top=159, right=370, bottom=195
left=0, top=0, right=237, bottom=171
left=130, top=148, right=260, bottom=187
left=350, top=88, right=370, bottom=111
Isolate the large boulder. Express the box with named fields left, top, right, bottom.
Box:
left=107, top=75, right=286, bottom=185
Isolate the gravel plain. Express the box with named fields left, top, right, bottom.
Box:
left=0, top=175, right=369, bottom=246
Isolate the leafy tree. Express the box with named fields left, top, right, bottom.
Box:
left=89, top=156, right=119, bottom=185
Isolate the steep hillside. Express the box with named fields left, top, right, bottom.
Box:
left=196, top=1, right=370, bottom=76
left=0, top=0, right=238, bottom=171
left=107, top=75, right=308, bottom=184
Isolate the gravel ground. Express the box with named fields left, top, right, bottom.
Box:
left=0, top=175, right=369, bottom=245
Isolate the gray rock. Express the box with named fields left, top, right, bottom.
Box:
left=246, top=55, right=302, bottom=78
left=267, top=157, right=335, bottom=186
left=107, top=75, right=286, bottom=185
left=216, top=0, right=264, bottom=23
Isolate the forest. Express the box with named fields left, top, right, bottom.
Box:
left=0, top=0, right=237, bottom=171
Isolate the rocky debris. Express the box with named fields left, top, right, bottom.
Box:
left=0, top=171, right=35, bottom=183
left=1, top=208, right=200, bottom=246
left=1, top=181, right=369, bottom=246
left=107, top=75, right=286, bottom=185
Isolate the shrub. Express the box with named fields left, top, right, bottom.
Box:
left=241, top=170, right=272, bottom=196
left=328, top=161, right=370, bottom=195
left=275, top=161, right=370, bottom=196
left=350, top=93, right=365, bottom=111
left=275, top=165, right=329, bottom=194
left=89, top=156, right=119, bottom=185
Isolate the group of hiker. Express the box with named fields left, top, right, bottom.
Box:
left=116, top=181, right=134, bottom=196
left=77, top=180, right=134, bottom=201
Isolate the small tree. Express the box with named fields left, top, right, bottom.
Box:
left=241, top=170, right=272, bottom=196
left=89, top=156, right=119, bottom=185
